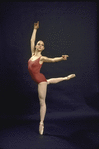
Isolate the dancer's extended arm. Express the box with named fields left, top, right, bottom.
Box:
left=41, top=55, right=69, bottom=63
left=30, top=21, right=39, bottom=55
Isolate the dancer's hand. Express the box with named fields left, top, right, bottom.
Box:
left=34, top=21, right=39, bottom=29
left=62, top=55, right=69, bottom=60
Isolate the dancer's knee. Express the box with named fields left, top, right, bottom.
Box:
left=39, top=98, right=46, bottom=106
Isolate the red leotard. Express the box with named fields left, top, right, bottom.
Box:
left=28, top=56, right=47, bottom=84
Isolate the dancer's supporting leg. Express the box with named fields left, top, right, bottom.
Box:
left=47, top=74, right=76, bottom=84
left=38, top=82, right=47, bottom=135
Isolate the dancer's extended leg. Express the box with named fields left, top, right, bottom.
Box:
left=38, top=82, right=47, bottom=135
left=47, top=74, right=75, bottom=84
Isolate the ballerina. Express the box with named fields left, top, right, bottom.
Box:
left=28, top=21, right=76, bottom=135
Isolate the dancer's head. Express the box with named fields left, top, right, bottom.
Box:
left=35, top=40, right=45, bottom=52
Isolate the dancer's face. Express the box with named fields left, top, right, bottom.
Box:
left=36, top=40, right=45, bottom=51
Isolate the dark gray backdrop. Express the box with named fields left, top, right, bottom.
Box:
left=0, top=2, right=98, bottom=118
left=0, top=2, right=99, bottom=149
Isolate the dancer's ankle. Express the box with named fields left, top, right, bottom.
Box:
left=63, top=77, right=68, bottom=81
left=40, top=121, right=44, bottom=124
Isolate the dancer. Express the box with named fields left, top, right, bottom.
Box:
left=28, top=21, right=76, bottom=135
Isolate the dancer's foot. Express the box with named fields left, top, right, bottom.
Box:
left=64, top=74, right=76, bottom=80
left=39, top=122, right=44, bottom=135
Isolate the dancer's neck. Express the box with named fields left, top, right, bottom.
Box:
left=34, top=50, right=42, bottom=57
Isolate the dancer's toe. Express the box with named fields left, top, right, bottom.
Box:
left=67, top=74, right=76, bottom=80
left=39, top=122, right=44, bottom=135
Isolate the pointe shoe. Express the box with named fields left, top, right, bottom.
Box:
left=39, top=122, right=44, bottom=135
left=67, top=74, right=76, bottom=80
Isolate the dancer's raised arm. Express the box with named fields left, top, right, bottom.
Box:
left=30, top=21, right=39, bottom=55
left=41, top=55, right=69, bottom=63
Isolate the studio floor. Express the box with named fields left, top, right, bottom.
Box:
left=0, top=112, right=99, bottom=149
